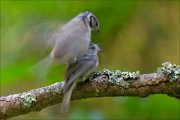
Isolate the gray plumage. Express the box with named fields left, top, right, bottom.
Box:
left=51, top=11, right=99, bottom=64
left=61, top=43, right=101, bottom=112
left=31, top=11, right=99, bottom=80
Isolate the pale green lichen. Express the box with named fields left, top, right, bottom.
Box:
left=103, top=69, right=140, bottom=88
left=20, top=93, right=37, bottom=109
left=157, top=62, right=180, bottom=82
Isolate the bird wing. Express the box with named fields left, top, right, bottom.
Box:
left=64, top=55, right=97, bottom=92
left=51, top=18, right=90, bottom=63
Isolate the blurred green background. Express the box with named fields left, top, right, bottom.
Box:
left=1, top=0, right=179, bottom=119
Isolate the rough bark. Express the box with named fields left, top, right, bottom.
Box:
left=0, top=73, right=180, bottom=119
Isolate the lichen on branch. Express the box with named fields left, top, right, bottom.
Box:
left=103, top=69, right=140, bottom=88
left=0, top=62, right=180, bottom=119
left=156, top=62, right=180, bottom=82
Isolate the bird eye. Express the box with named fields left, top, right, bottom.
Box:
left=89, top=16, right=98, bottom=28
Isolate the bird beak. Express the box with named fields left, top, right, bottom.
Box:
left=97, top=43, right=102, bottom=52
left=98, top=46, right=102, bottom=52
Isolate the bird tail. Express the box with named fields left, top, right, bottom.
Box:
left=61, top=82, right=76, bottom=113
left=30, top=55, right=53, bottom=81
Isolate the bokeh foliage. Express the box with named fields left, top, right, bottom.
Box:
left=1, top=0, right=179, bottom=119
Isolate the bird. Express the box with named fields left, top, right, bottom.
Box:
left=50, top=11, right=99, bottom=64
left=31, top=11, right=99, bottom=80
left=61, top=43, right=101, bottom=112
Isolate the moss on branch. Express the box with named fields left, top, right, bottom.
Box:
left=0, top=62, right=180, bottom=119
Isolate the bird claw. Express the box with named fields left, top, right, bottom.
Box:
left=87, top=72, right=101, bottom=81
left=101, top=72, right=110, bottom=79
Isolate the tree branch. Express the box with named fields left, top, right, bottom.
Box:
left=0, top=72, right=180, bottom=119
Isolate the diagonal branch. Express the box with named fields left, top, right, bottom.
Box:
left=0, top=73, right=180, bottom=119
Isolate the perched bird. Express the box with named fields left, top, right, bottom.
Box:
left=61, top=43, right=101, bottom=112
left=31, top=11, right=99, bottom=80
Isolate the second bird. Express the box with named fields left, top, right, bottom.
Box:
left=61, top=43, right=101, bottom=112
